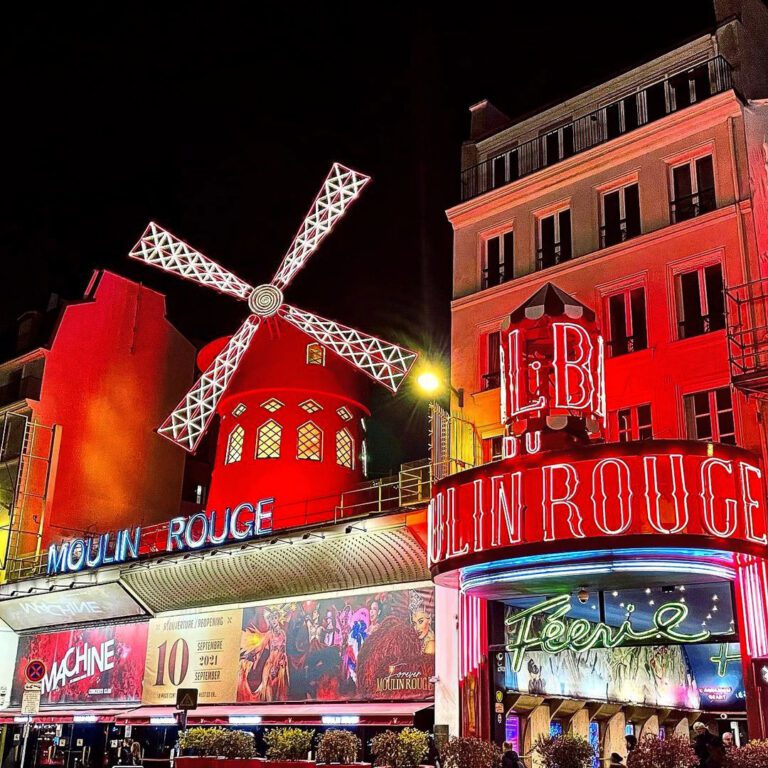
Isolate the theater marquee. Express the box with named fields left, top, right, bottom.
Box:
left=429, top=440, right=768, bottom=571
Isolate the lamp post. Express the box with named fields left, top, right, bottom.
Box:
left=416, top=370, right=464, bottom=408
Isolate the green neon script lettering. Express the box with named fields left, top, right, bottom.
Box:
left=504, top=595, right=711, bottom=672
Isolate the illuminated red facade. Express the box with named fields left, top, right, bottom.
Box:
left=200, top=319, right=370, bottom=527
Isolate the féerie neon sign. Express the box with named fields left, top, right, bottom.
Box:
left=504, top=594, right=711, bottom=671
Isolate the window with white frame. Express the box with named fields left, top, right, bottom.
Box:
left=225, top=424, right=245, bottom=464
left=490, top=147, right=520, bottom=190
left=616, top=404, right=653, bottom=442
left=256, top=420, right=281, bottom=459
left=335, top=428, right=354, bottom=469
left=676, top=263, right=725, bottom=339
left=297, top=421, right=322, bottom=461
left=606, top=286, right=647, bottom=356
left=541, top=124, right=574, bottom=167
left=600, top=183, right=641, bottom=248
left=483, top=435, right=503, bottom=463
left=670, top=155, right=715, bottom=223
left=684, top=387, right=735, bottom=445
left=483, top=230, right=514, bottom=289
left=536, top=208, right=571, bottom=270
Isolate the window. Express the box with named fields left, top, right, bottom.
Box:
left=670, top=155, right=715, bottom=223
left=676, top=263, right=726, bottom=339
left=335, top=428, right=354, bottom=469
left=299, top=399, right=322, bottom=413
left=483, top=436, right=503, bottom=463
left=297, top=421, right=323, bottom=461
left=306, top=343, right=326, bottom=366
left=256, top=420, right=281, bottom=458
left=604, top=94, right=639, bottom=140
left=601, top=184, right=641, bottom=248
left=541, top=124, right=574, bottom=166
left=616, top=404, right=653, bottom=442
left=232, top=403, right=247, bottom=417
left=669, top=63, right=712, bottom=110
left=337, top=406, right=353, bottom=421
left=225, top=424, right=245, bottom=464
left=537, top=208, right=572, bottom=270
left=261, top=398, right=284, bottom=412
left=684, top=387, right=735, bottom=444
left=483, top=231, right=514, bottom=288
left=606, top=287, right=647, bottom=356
left=490, top=148, right=520, bottom=190
left=482, top=331, right=501, bottom=390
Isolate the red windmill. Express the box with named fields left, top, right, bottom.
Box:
left=129, top=164, right=417, bottom=520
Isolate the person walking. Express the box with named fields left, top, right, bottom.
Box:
left=693, top=722, right=715, bottom=768
left=501, top=743, right=525, bottom=768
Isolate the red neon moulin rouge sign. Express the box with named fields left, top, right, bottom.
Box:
left=429, top=284, right=768, bottom=572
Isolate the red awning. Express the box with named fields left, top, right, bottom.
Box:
left=116, top=702, right=433, bottom=726
left=0, top=708, right=131, bottom=724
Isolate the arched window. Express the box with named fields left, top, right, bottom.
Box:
left=306, top=343, right=326, bottom=366
left=336, top=428, right=354, bottom=469
left=297, top=421, right=322, bottom=461
left=256, top=420, right=282, bottom=459
left=225, top=424, right=245, bottom=464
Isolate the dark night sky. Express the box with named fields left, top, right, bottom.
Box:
left=0, top=2, right=715, bottom=470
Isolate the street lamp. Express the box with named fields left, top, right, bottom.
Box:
left=415, top=366, right=464, bottom=408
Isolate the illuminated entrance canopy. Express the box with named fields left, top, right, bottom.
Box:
left=504, top=594, right=711, bottom=671
left=429, top=441, right=767, bottom=571
left=47, top=498, right=275, bottom=575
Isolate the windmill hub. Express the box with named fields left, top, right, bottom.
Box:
left=248, top=284, right=283, bottom=317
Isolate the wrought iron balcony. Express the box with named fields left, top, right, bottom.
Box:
left=460, top=56, right=734, bottom=203
left=670, top=187, right=717, bottom=223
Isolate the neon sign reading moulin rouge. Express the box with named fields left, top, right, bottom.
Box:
left=47, top=499, right=274, bottom=575
left=505, top=594, right=711, bottom=672
left=428, top=446, right=768, bottom=566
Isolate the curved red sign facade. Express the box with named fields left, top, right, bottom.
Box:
left=429, top=440, right=768, bottom=575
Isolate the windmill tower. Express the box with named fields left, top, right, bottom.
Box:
left=129, top=164, right=417, bottom=525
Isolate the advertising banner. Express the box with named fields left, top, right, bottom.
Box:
left=11, top=621, right=148, bottom=705
left=0, top=583, right=147, bottom=631
left=142, top=609, right=243, bottom=705
left=686, top=643, right=746, bottom=710
left=0, top=629, right=18, bottom=709
left=237, top=586, right=435, bottom=703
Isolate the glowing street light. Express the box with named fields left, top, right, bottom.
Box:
left=415, top=366, right=464, bottom=407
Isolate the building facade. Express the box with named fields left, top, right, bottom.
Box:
left=437, top=0, right=768, bottom=762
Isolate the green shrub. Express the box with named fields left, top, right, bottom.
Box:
left=534, top=734, right=595, bottom=768
left=177, top=727, right=256, bottom=758
left=371, top=729, right=429, bottom=768
left=317, top=730, right=361, bottom=764
left=265, top=727, right=315, bottom=761
left=438, top=736, right=501, bottom=768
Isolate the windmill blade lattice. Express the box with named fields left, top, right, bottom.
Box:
left=271, top=163, right=370, bottom=290
left=129, top=163, right=416, bottom=453
left=129, top=222, right=254, bottom=301
left=279, top=304, right=417, bottom=393
left=158, top=316, right=261, bottom=452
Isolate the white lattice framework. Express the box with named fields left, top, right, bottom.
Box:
left=129, top=162, right=418, bottom=452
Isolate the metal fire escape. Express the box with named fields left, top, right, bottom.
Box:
left=726, top=279, right=768, bottom=396
left=0, top=416, right=56, bottom=581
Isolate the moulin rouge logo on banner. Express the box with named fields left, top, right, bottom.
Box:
left=428, top=441, right=768, bottom=568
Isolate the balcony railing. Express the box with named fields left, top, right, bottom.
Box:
left=600, top=219, right=641, bottom=249
left=678, top=312, right=726, bottom=339
left=536, top=243, right=571, bottom=271
left=670, top=187, right=717, bottom=223
left=460, top=56, right=734, bottom=202
left=482, top=264, right=510, bottom=289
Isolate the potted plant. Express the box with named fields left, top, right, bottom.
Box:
left=438, top=736, right=501, bottom=768
left=370, top=729, right=429, bottom=768
left=317, top=730, right=367, bottom=767
left=264, top=727, right=316, bottom=768
left=626, top=734, right=696, bottom=768
left=534, top=734, right=595, bottom=768
left=177, top=728, right=257, bottom=768
left=725, top=739, right=768, bottom=768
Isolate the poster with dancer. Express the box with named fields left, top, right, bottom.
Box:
left=237, top=586, right=435, bottom=702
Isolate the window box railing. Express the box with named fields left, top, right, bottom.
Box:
left=678, top=312, right=726, bottom=339
left=482, top=264, right=510, bottom=289
left=460, top=56, right=734, bottom=202
left=670, top=188, right=717, bottom=223
left=600, top=219, right=640, bottom=249
left=536, top=243, right=571, bottom=271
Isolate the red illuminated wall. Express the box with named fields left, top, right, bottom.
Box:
left=200, top=318, right=370, bottom=528
left=35, top=271, right=196, bottom=544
